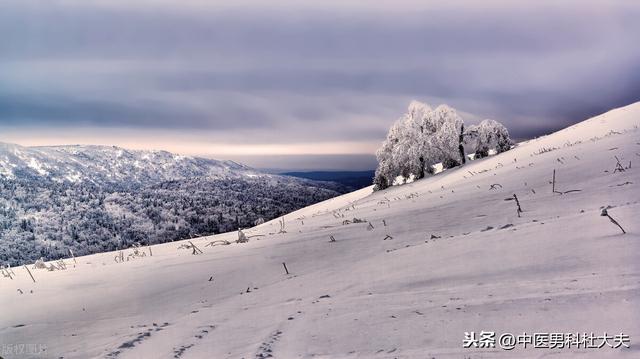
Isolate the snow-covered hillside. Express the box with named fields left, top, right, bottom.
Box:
left=0, top=143, right=250, bottom=185
left=1, top=103, right=639, bottom=358
left=0, top=144, right=348, bottom=266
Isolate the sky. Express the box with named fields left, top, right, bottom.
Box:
left=1, top=0, right=639, bottom=170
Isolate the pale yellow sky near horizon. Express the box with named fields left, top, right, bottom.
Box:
left=0, top=131, right=379, bottom=157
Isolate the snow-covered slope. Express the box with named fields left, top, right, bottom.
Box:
left=0, top=143, right=250, bottom=185
left=1, top=103, right=639, bottom=358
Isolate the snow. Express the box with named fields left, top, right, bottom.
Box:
left=0, top=143, right=255, bottom=186
left=65, top=172, right=82, bottom=183
left=27, top=158, right=49, bottom=176
left=1, top=103, right=640, bottom=358
left=0, top=160, right=14, bottom=179
left=392, top=175, right=405, bottom=186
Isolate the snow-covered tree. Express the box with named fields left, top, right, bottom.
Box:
left=423, top=105, right=465, bottom=169
left=375, top=102, right=426, bottom=189
left=374, top=102, right=465, bottom=189
left=374, top=101, right=512, bottom=190
left=463, top=119, right=513, bottom=159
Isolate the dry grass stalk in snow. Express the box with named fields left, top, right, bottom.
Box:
left=177, top=242, right=203, bottom=255
left=552, top=169, right=583, bottom=194
left=127, top=243, right=147, bottom=260
left=23, top=265, right=36, bottom=283
left=45, top=259, right=68, bottom=271
left=513, top=194, right=523, bottom=217
left=113, top=244, right=147, bottom=263
left=33, top=258, right=47, bottom=269
left=1, top=265, right=15, bottom=280
left=601, top=208, right=626, bottom=234
left=69, top=249, right=77, bottom=264
left=189, top=241, right=204, bottom=255
left=236, top=229, right=249, bottom=243
left=613, top=156, right=626, bottom=173
left=278, top=217, right=287, bottom=234
left=114, top=251, right=125, bottom=263
left=205, top=240, right=231, bottom=247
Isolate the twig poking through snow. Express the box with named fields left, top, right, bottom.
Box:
left=613, top=156, right=627, bottom=173
left=561, top=189, right=582, bottom=194
left=205, top=240, right=231, bottom=247
left=188, top=241, right=204, bottom=255
left=600, top=208, right=626, bottom=234
left=552, top=169, right=581, bottom=194
left=513, top=194, right=523, bottom=217
left=610, top=181, right=633, bottom=187
left=278, top=217, right=287, bottom=234
left=23, top=265, right=36, bottom=283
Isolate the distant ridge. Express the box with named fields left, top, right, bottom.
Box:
left=281, top=170, right=375, bottom=190
left=0, top=142, right=251, bottom=185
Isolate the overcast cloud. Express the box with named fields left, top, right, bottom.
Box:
left=1, top=0, right=639, bottom=169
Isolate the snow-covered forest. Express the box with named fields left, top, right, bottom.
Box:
left=0, top=145, right=346, bottom=265
left=374, top=101, right=512, bottom=189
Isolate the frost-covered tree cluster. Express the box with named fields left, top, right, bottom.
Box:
left=461, top=119, right=512, bottom=159
left=374, top=101, right=512, bottom=190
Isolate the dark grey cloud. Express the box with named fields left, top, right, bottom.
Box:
left=0, top=1, right=628, bottom=60
left=1, top=0, right=639, bottom=168
left=0, top=90, right=276, bottom=130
